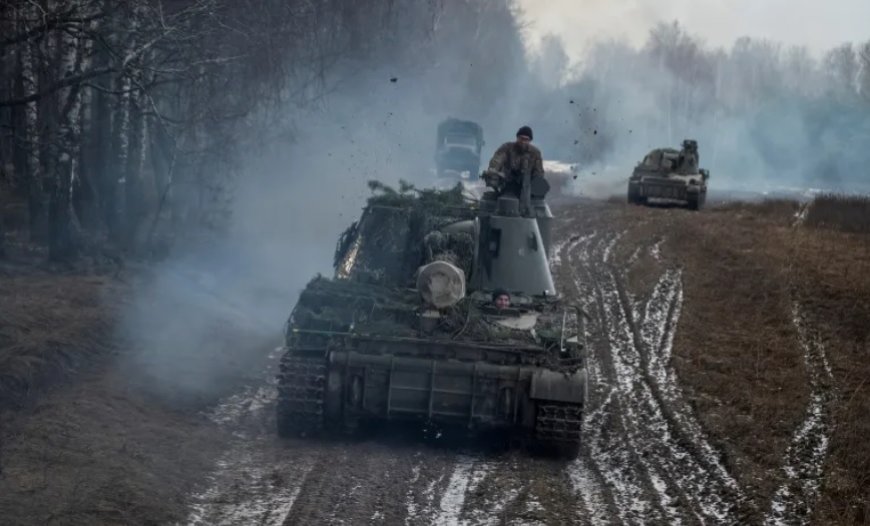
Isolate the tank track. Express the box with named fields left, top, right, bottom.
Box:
left=276, top=352, right=326, bottom=438
left=535, top=402, right=583, bottom=458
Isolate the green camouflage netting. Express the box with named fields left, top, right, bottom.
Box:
left=289, top=275, right=572, bottom=351
left=333, top=181, right=476, bottom=287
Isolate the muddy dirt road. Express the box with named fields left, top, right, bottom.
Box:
left=181, top=205, right=832, bottom=526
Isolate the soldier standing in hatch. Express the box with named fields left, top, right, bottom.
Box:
left=678, top=139, right=699, bottom=174
left=484, top=125, right=545, bottom=198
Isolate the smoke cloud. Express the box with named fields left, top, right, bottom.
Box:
left=116, top=2, right=870, bottom=403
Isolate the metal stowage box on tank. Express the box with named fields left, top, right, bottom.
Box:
left=628, top=139, right=710, bottom=210
left=276, top=176, right=587, bottom=457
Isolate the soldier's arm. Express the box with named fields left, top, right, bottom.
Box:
left=532, top=151, right=545, bottom=179
left=488, top=143, right=509, bottom=172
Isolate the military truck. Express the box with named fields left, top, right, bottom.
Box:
left=628, top=139, right=710, bottom=210
left=434, top=118, right=484, bottom=179
left=277, top=176, right=587, bottom=458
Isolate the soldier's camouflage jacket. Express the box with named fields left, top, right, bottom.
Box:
left=487, top=142, right=545, bottom=186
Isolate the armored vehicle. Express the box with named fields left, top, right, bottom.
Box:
left=277, top=176, right=587, bottom=457
left=435, top=118, right=484, bottom=179
left=628, top=139, right=710, bottom=210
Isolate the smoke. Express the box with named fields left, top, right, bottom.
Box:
left=517, top=23, right=870, bottom=199
left=116, top=3, right=869, bottom=404
left=116, top=0, right=537, bottom=403
left=518, top=0, right=870, bottom=60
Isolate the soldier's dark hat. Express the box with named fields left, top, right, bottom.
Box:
left=516, top=125, right=533, bottom=140
left=491, top=288, right=510, bottom=300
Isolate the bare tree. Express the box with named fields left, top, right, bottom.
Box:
left=856, top=40, right=870, bottom=101
left=1, top=0, right=535, bottom=261
left=823, top=43, right=859, bottom=99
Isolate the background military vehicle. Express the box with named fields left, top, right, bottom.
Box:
left=435, top=118, right=485, bottom=179
left=628, top=139, right=710, bottom=210
left=277, top=176, right=587, bottom=458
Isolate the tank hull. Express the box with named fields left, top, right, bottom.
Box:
left=629, top=174, right=707, bottom=210
left=277, top=335, right=586, bottom=456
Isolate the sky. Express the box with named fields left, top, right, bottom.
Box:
left=517, top=0, right=870, bottom=61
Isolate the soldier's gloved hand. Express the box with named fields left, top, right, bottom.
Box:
left=482, top=169, right=505, bottom=187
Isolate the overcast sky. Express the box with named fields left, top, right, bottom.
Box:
left=517, top=0, right=870, bottom=61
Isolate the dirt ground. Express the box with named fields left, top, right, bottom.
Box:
left=0, top=196, right=868, bottom=525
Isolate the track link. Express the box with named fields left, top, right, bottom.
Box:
left=535, top=402, right=583, bottom=458
left=277, top=352, right=327, bottom=437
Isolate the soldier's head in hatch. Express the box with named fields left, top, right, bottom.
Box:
left=516, top=126, right=533, bottom=145
left=492, top=289, right=511, bottom=310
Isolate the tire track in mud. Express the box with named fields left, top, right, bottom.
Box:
left=557, top=229, right=747, bottom=524
left=640, top=269, right=743, bottom=497
left=621, top=270, right=746, bottom=506
left=552, top=232, right=619, bottom=526
left=763, top=304, right=835, bottom=526
left=282, top=441, right=428, bottom=525
left=402, top=452, right=584, bottom=526
left=185, top=349, right=317, bottom=526
left=585, top=232, right=687, bottom=524
left=560, top=233, right=667, bottom=525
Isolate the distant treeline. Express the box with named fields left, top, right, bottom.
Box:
left=528, top=23, right=870, bottom=189
left=0, top=0, right=528, bottom=261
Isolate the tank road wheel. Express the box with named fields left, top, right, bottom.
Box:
left=534, top=402, right=583, bottom=459
left=276, top=354, right=327, bottom=438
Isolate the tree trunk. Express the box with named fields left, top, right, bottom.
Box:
left=108, top=8, right=138, bottom=245
left=10, top=23, right=28, bottom=200
left=75, top=72, right=100, bottom=231
left=49, top=7, right=89, bottom=262
left=125, top=89, right=148, bottom=251
left=20, top=34, right=45, bottom=242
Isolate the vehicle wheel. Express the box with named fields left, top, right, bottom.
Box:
left=627, top=185, right=639, bottom=204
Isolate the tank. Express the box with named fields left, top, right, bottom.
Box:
left=628, top=139, right=710, bottom=210
left=434, top=118, right=484, bottom=180
left=276, top=179, right=587, bottom=458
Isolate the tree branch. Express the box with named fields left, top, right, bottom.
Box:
left=0, top=66, right=115, bottom=108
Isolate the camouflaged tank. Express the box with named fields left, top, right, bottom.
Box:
left=277, top=179, right=588, bottom=457
left=628, top=139, right=710, bottom=210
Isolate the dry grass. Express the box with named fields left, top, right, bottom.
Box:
left=658, top=201, right=870, bottom=524
left=714, top=198, right=801, bottom=225
left=784, top=228, right=870, bottom=524
left=805, top=194, right=870, bottom=234
left=564, top=198, right=870, bottom=524
left=0, top=264, right=278, bottom=525
left=0, top=371, right=225, bottom=526
left=0, top=273, right=123, bottom=408
left=637, top=203, right=806, bottom=512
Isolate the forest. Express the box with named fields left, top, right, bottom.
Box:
left=1, top=0, right=869, bottom=262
